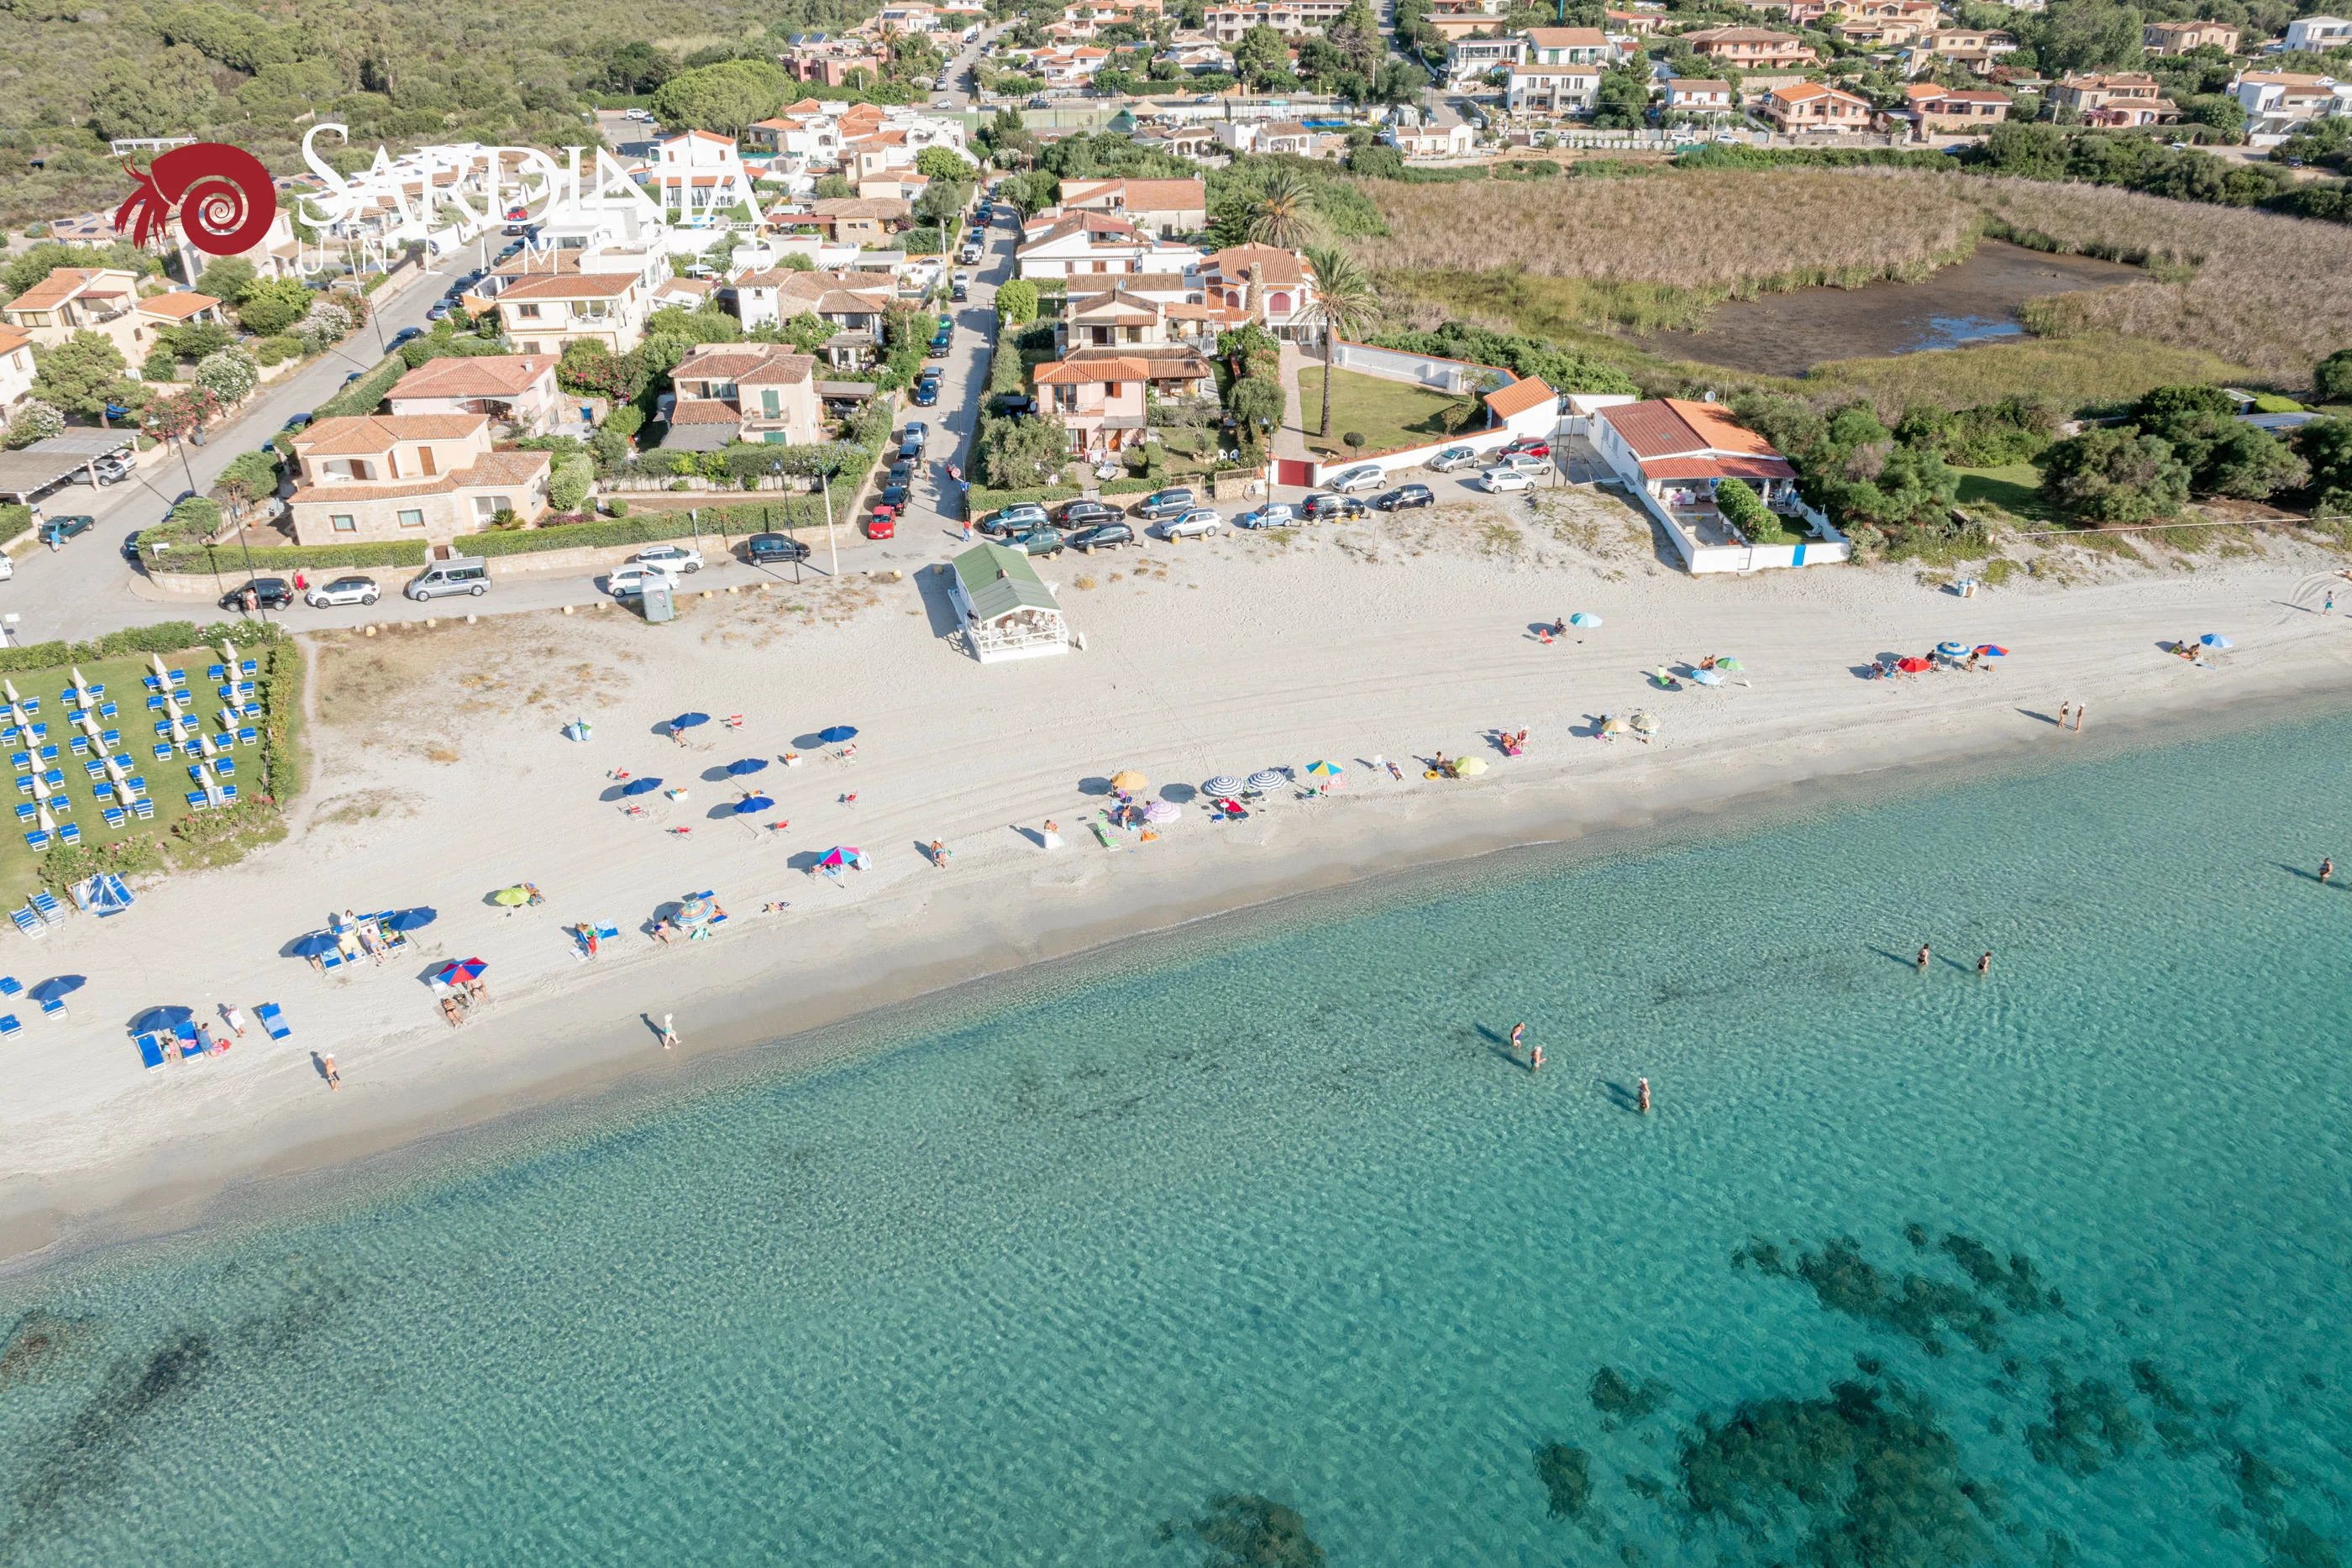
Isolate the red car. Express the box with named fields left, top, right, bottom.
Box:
left=1502, top=437, right=1551, bottom=459
left=864, top=511, right=896, bottom=540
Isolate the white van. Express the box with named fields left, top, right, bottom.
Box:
left=406, top=557, right=491, bottom=600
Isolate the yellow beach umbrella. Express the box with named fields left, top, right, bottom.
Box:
left=1599, top=716, right=1631, bottom=735
left=1109, top=769, right=1148, bottom=793
left=493, top=886, right=533, bottom=906
left=1454, top=756, right=1488, bottom=776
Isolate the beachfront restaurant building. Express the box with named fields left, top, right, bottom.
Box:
left=947, top=543, right=1070, bottom=663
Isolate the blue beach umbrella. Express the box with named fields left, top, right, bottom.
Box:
left=381, top=907, right=438, bottom=933
left=622, top=776, right=664, bottom=796
left=1689, top=668, right=1725, bottom=686
left=2200, top=633, right=2233, bottom=650
left=1935, top=641, right=1969, bottom=658
left=733, top=794, right=774, bottom=815
left=1568, top=612, right=1601, bottom=628
left=670, top=712, right=710, bottom=732
left=29, top=976, right=82, bottom=1002
left=290, top=931, right=340, bottom=958
left=725, top=758, right=769, bottom=778
left=817, top=725, right=858, bottom=744
left=131, top=1004, right=193, bottom=1034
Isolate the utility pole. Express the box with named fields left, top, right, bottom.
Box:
left=820, top=464, right=839, bottom=576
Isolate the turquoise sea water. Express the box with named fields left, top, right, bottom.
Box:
left=3, top=712, right=2350, bottom=1567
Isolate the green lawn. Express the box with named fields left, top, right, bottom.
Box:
left=1955, top=463, right=2062, bottom=525
left=1294, top=365, right=1480, bottom=459
left=0, top=647, right=280, bottom=904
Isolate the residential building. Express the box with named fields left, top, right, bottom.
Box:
left=385, top=354, right=564, bottom=434
left=2047, top=71, right=2177, bottom=125
left=774, top=197, right=912, bottom=246
left=1016, top=212, right=1202, bottom=279
left=2231, top=71, right=2352, bottom=139
left=746, top=113, right=843, bottom=161
left=1212, top=118, right=1344, bottom=158
left=1389, top=119, right=1480, bottom=157
left=1197, top=244, right=1319, bottom=339
left=1681, top=27, right=1819, bottom=67
left=1058, top=177, right=1210, bottom=237
left=1834, top=13, right=1932, bottom=47
left=0, top=326, right=34, bottom=409
left=1445, top=34, right=1525, bottom=82
left=1764, top=81, right=1873, bottom=132
left=1663, top=78, right=1737, bottom=118
left=0, top=268, right=144, bottom=353
left=1525, top=25, right=1610, bottom=64
left=649, top=275, right=717, bottom=313
left=662, top=343, right=826, bottom=450
left=131, top=291, right=228, bottom=350
left=2142, top=18, right=2239, bottom=55
left=1605, top=8, right=1664, bottom=35
left=1422, top=3, right=1516, bottom=41
left=780, top=39, right=889, bottom=86
left=1897, top=83, right=2013, bottom=137
left=1202, top=0, right=1351, bottom=39
left=641, top=131, right=761, bottom=226
left=724, top=268, right=896, bottom=334
left=286, top=414, right=550, bottom=547
left=1507, top=63, right=1604, bottom=115
left=164, top=207, right=304, bottom=289
left=1032, top=45, right=1111, bottom=82
left=1905, top=28, right=2019, bottom=76
left=1591, top=396, right=1801, bottom=522
left=2282, top=15, right=2352, bottom=52
left=491, top=271, right=653, bottom=356
left=1158, top=39, right=1235, bottom=71
left=1034, top=358, right=1152, bottom=459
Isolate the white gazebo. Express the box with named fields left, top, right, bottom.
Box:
left=946, top=543, right=1070, bottom=664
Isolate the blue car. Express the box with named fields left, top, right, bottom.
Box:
left=912, top=381, right=938, bottom=406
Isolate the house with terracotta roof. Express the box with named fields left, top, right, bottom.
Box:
left=1765, top=81, right=1874, bottom=133
left=1058, top=178, right=1210, bottom=238
left=1897, top=83, right=2013, bottom=138
left=386, top=354, right=564, bottom=434
left=1902, top=28, right=2019, bottom=76
left=491, top=270, right=654, bottom=356
left=1032, top=45, right=1112, bottom=83
left=2142, top=18, right=2239, bottom=55
left=1593, top=397, right=1845, bottom=570
left=1508, top=61, right=1604, bottom=115
left=2046, top=72, right=2176, bottom=125
left=1053, top=288, right=1220, bottom=393
left=286, top=414, right=550, bottom=546
left=1682, top=26, right=1818, bottom=66
left=723, top=268, right=897, bottom=337
left=1663, top=78, right=1738, bottom=118
left=1035, top=359, right=1152, bottom=459
left=1197, top=244, right=1320, bottom=339
left=776, top=197, right=913, bottom=246
left=1525, top=26, right=1611, bottom=63
left=661, top=343, right=826, bottom=451
left=1017, top=212, right=1203, bottom=280
left=0, top=326, right=34, bottom=410
left=2230, top=71, right=2352, bottom=140
left=1605, top=8, right=1663, bottom=34
left=2, top=269, right=145, bottom=354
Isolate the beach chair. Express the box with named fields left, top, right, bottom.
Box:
left=41, top=768, right=63, bottom=790
left=111, top=752, right=131, bottom=771
left=0, top=978, right=18, bottom=999
left=12, top=805, right=30, bottom=826
left=82, top=758, right=104, bottom=781
left=30, top=891, right=65, bottom=925
left=185, top=791, right=207, bottom=810
left=153, top=743, right=174, bottom=764
left=256, top=1003, right=291, bottom=1041
left=239, top=659, right=258, bottom=679
left=20, top=696, right=36, bottom=715
left=216, top=685, right=236, bottom=704
left=181, top=739, right=203, bottom=759
left=9, top=909, right=44, bottom=940
left=97, top=701, right=116, bottom=721
left=5, top=752, right=24, bottom=774
left=240, top=702, right=262, bottom=721
left=0, top=728, right=17, bottom=747
left=172, top=1022, right=202, bottom=1060
left=38, top=994, right=65, bottom=1019
left=218, top=784, right=239, bottom=805
left=12, top=778, right=28, bottom=799
left=215, top=759, right=237, bottom=779
left=93, top=782, right=113, bottom=801
left=21, top=831, right=47, bottom=852
left=237, top=726, right=258, bottom=748
left=47, top=795, right=66, bottom=816
left=37, top=746, right=56, bottom=767
left=57, top=824, right=80, bottom=847
left=152, top=720, right=171, bottom=739
left=134, top=1031, right=167, bottom=1068
left=102, top=807, right=126, bottom=831
left=167, top=669, right=186, bottom=688
left=68, top=735, right=88, bottom=758
left=594, top=921, right=621, bottom=943
left=207, top=663, right=227, bottom=682
left=318, top=947, right=344, bottom=973
left=133, top=799, right=155, bottom=821
left=0, top=1016, right=18, bottom=1039
left=100, top=729, right=119, bottom=749
left=145, top=692, right=165, bottom=711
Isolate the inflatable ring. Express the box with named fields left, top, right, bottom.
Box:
left=1424, top=770, right=1441, bottom=779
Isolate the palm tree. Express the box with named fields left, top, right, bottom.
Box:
left=1301, top=245, right=1380, bottom=441
left=1247, top=171, right=1325, bottom=249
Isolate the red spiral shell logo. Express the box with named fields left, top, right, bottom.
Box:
left=114, top=144, right=277, bottom=256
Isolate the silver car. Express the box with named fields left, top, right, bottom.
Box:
left=1158, top=507, right=1224, bottom=539
left=304, top=574, right=380, bottom=607
left=1326, top=464, right=1384, bottom=494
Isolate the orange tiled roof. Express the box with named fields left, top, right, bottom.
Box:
left=297, top=414, right=488, bottom=456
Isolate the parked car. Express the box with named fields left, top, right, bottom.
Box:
left=1425, top=446, right=1480, bottom=473
left=1009, top=526, right=1065, bottom=557
left=426, top=301, right=452, bottom=321
left=390, top=326, right=423, bottom=347
left=281, top=412, right=315, bottom=433
left=927, top=328, right=952, bottom=358
left=744, top=532, right=811, bottom=564
left=1233, top=502, right=1295, bottom=531
left=1373, top=484, right=1435, bottom=511
left=1132, top=486, right=1197, bottom=520
left=1500, top=437, right=1552, bottom=459
left=950, top=281, right=969, bottom=303
left=879, top=481, right=910, bottom=510
left=604, top=562, right=681, bottom=599
left=1158, top=507, right=1224, bottom=540
left=38, top=514, right=96, bottom=546
left=0, top=556, right=11, bottom=581
left=1499, top=451, right=1550, bottom=475
left=66, top=451, right=133, bottom=485
left=912, top=380, right=938, bottom=406
left=1067, top=522, right=1135, bottom=552
left=903, top=421, right=928, bottom=450
left=1325, top=464, right=1384, bottom=494
left=1477, top=467, right=1533, bottom=493
left=980, top=504, right=1049, bottom=537
left=1053, top=498, right=1119, bottom=527
left=1301, top=493, right=1367, bottom=522
left=219, top=577, right=295, bottom=611
left=631, top=543, right=703, bottom=574
left=119, top=529, right=143, bottom=563
left=303, top=574, right=380, bottom=607
left=864, top=511, right=896, bottom=540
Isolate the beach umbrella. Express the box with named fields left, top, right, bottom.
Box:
left=381, top=907, right=438, bottom=933
left=70, top=666, right=89, bottom=700
left=1203, top=775, right=1243, bottom=797
left=7, top=704, right=25, bottom=732
left=78, top=711, right=100, bottom=740
left=105, top=756, right=128, bottom=782
left=734, top=794, right=774, bottom=815
left=1935, top=641, right=1970, bottom=659
left=676, top=894, right=715, bottom=926
left=198, top=732, right=218, bottom=758
left=220, top=637, right=239, bottom=668
left=290, top=931, right=340, bottom=958
left=29, top=976, right=81, bottom=1003
left=1142, top=800, right=1181, bottom=823
left=1305, top=760, right=1344, bottom=778
left=670, top=713, right=710, bottom=734
left=1714, top=657, right=1745, bottom=672
left=2, top=679, right=16, bottom=704
left=724, top=758, right=769, bottom=779
left=1630, top=711, right=1661, bottom=734
left=1599, top=716, right=1631, bottom=736
left=818, top=847, right=860, bottom=870
left=150, top=653, right=171, bottom=684
left=817, top=725, right=858, bottom=744
left=1454, top=756, right=1488, bottom=776
left=493, top=886, right=532, bottom=906
left=36, top=806, right=55, bottom=835
left=1689, top=668, right=1725, bottom=686
left=1973, top=645, right=2008, bottom=658
left=30, top=775, right=48, bottom=801
left=1895, top=657, right=1932, bottom=673
left=132, top=1004, right=194, bottom=1034
left=621, top=776, right=664, bottom=796
left=1110, top=768, right=1148, bottom=793
left=1245, top=768, right=1286, bottom=793
left=432, top=957, right=488, bottom=986
left=2200, top=633, right=2233, bottom=650
left=1568, top=612, right=1601, bottom=628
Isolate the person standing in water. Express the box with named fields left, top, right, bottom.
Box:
left=1917, top=942, right=1931, bottom=973
left=1509, top=1021, right=1526, bottom=1059
left=1636, top=1078, right=1650, bottom=1114
left=660, top=1013, right=678, bottom=1051
left=2055, top=702, right=2071, bottom=731
left=1977, top=951, right=1992, bottom=976
left=2322, top=857, right=2334, bottom=885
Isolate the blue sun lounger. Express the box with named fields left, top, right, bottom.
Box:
left=255, top=1002, right=291, bottom=1041
left=0, top=1015, right=19, bottom=1039
left=9, top=909, right=43, bottom=940
left=134, top=1031, right=167, bottom=1068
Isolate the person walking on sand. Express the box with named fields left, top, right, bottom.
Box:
left=1917, top=942, right=1931, bottom=973
left=2327, top=590, right=2337, bottom=615
left=2071, top=702, right=2085, bottom=733
left=1041, top=819, right=1063, bottom=850
left=2055, top=701, right=2070, bottom=731
left=660, top=1013, right=678, bottom=1051
left=1636, top=1078, right=1650, bottom=1114
left=1977, top=951, right=1992, bottom=977
left=322, top=1052, right=340, bottom=1090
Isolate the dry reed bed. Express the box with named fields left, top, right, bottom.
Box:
left=1357, top=170, right=1982, bottom=296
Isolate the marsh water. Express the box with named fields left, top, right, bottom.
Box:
left=1637, top=239, right=2145, bottom=375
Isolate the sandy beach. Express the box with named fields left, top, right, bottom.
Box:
left=6, top=495, right=2350, bottom=1269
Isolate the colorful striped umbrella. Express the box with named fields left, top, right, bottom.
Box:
left=433, top=957, right=488, bottom=985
